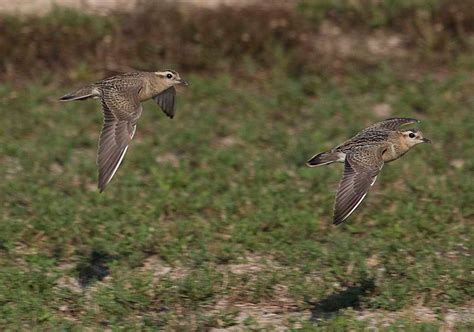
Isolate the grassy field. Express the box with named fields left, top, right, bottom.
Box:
left=1, top=65, right=472, bottom=330
left=1, top=2, right=473, bottom=330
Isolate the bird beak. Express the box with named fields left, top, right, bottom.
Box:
left=422, top=138, right=431, bottom=144
left=179, top=79, right=189, bottom=86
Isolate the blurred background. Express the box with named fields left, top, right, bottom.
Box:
left=0, top=0, right=473, bottom=329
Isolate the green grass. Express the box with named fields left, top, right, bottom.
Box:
left=0, top=62, right=473, bottom=329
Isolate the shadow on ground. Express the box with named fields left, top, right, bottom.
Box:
left=76, top=249, right=113, bottom=288
left=309, top=278, right=376, bottom=321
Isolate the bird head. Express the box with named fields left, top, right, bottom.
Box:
left=155, top=70, right=188, bottom=87
left=401, top=129, right=431, bottom=147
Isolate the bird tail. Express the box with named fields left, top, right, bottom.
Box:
left=306, top=151, right=340, bottom=167
left=59, top=85, right=99, bottom=101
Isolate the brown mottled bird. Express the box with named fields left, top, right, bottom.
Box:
left=59, top=70, right=188, bottom=192
left=306, top=118, right=431, bottom=225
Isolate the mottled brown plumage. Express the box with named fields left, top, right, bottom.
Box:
left=307, top=117, right=431, bottom=225
left=60, top=70, right=188, bottom=192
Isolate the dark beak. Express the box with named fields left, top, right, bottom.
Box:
left=179, top=79, right=189, bottom=86
left=422, top=138, right=431, bottom=144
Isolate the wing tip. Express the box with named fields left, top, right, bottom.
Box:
left=97, top=181, right=106, bottom=193
left=332, top=214, right=348, bottom=226
left=333, top=219, right=343, bottom=226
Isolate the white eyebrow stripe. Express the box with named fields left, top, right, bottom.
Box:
left=155, top=71, right=172, bottom=76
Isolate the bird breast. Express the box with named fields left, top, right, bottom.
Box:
left=382, top=142, right=408, bottom=162
left=137, top=80, right=156, bottom=101
left=139, top=76, right=169, bottom=101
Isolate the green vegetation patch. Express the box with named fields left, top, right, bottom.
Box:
left=0, top=64, right=472, bottom=329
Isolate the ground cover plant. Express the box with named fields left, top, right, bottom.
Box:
left=0, top=1, right=473, bottom=330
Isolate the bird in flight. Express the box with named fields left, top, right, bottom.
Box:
left=60, top=70, right=188, bottom=192
left=307, top=117, right=431, bottom=225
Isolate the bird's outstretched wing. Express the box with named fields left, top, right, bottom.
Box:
left=365, top=117, right=419, bottom=131
left=153, top=86, right=176, bottom=119
left=333, top=146, right=385, bottom=225
left=97, top=85, right=142, bottom=192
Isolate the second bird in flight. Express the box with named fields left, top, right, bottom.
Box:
left=307, top=117, right=431, bottom=225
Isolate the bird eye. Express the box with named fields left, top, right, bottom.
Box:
left=409, top=133, right=415, bottom=138
left=166, top=73, right=173, bottom=79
